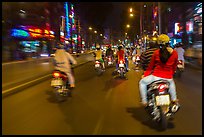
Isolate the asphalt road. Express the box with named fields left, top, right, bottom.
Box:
left=2, top=60, right=202, bottom=135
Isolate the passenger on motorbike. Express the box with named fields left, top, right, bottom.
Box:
left=94, top=43, right=105, bottom=70
left=174, top=42, right=185, bottom=68
left=53, top=42, right=77, bottom=88
left=139, top=34, right=179, bottom=107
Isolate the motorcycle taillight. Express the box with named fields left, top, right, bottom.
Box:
left=158, top=84, right=168, bottom=92
left=53, top=72, right=61, bottom=78
left=119, top=60, right=123, bottom=64
left=178, top=60, right=183, bottom=64
left=95, top=61, right=100, bottom=64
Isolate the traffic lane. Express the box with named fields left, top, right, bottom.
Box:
left=2, top=62, right=148, bottom=135
left=2, top=61, right=202, bottom=135
left=172, top=67, right=202, bottom=134
left=2, top=63, right=101, bottom=134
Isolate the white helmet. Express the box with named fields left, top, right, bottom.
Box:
left=157, top=34, right=170, bottom=45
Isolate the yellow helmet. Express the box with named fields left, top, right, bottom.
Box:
left=157, top=34, right=170, bottom=45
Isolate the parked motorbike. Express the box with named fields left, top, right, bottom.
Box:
left=95, top=60, right=104, bottom=76
left=51, top=70, right=71, bottom=102
left=145, top=79, right=180, bottom=130
left=175, top=60, right=184, bottom=77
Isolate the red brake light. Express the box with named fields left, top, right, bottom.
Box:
left=158, top=84, right=167, bottom=92
left=120, top=60, right=123, bottom=64
left=53, top=72, right=60, bottom=77
left=95, top=61, right=100, bottom=64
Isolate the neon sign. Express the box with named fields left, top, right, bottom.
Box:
left=175, top=23, right=182, bottom=34
left=11, top=27, right=55, bottom=39
left=186, top=21, right=193, bottom=33
left=11, top=29, right=30, bottom=38
left=65, top=2, right=70, bottom=38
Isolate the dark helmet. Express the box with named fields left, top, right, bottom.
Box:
left=56, top=41, right=64, bottom=49
left=118, top=44, right=123, bottom=50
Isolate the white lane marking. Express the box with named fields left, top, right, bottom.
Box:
left=2, top=74, right=51, bottom=95
left=92, top=86, right=113, bottom=135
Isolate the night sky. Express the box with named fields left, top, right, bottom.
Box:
left=75, top=2, right=136, bottom=33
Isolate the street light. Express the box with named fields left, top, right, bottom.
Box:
left=129, top=8, right=133, bottom=12
left=89, top=27, right=92, bottom=30
left=126, top=24, right=130, bottom=28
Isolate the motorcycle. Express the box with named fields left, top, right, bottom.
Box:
left=117, top=59, right=127, bottom=78
left=106, top=56, right=114, bottom=67
left=132, top=54, right=140, bottom=69
left=145, top=79, right=180, bottom=130
left=95, top=60, right=104, bottom=76
left=175, top=60, right=184, bottom=77
left=51, top=70, right=72, bottom=102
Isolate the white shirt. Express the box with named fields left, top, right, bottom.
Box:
left=175, top=47, right=185, bottom=61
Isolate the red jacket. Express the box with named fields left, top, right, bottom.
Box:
left=117, top=50, right=125, bottom=61
left=144, top=49, right=178, bottom=79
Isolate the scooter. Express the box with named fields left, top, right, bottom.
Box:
left=145, top=79, right=180, bottom=130
left=51, top=70, right=72, bottom=102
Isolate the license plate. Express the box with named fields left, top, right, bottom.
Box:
left=51, top=79, right=63, bottom=86
left=119, top=63, right=124, bottom=67
left=95, top=64, right=100, bottom=67
left=155, top=95, right=170, bottom=106
left=108, top=62, right=112, bottom=65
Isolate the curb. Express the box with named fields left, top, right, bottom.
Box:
left=2, top=75, right=52, bottom=98
left=2, top=61, right=92, bottom=98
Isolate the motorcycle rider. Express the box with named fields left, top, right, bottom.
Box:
left=115, top=45, right=129, bottom=72
left=140, top=37, right=159, bottom=71
left=174, top=42, right=185, bottom=69
left=53, top=41, right=77, bottom=88
left=94, top=43, right=105, bottom=70
left=106, top=44, right=114, bottom=58
left=139, top=34, right=179, bottom=107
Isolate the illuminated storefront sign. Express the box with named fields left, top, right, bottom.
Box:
left=174, top=23, right=182, bottom=35
left=11, top=26, right=55, bottom=39
left=65, top=2, right=70, bottom=38
left=186, top=21, right=193, bottom=33
left=11, top=29, right=30, bottom=38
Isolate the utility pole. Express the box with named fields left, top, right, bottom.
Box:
left=158, top=2, right=161, bottom=34
left=140, top=2, right=143, bottom=37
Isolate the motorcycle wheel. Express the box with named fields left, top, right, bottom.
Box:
left=119, top=68, right=124, bottom=78
left=55, top=88, right=67, bottom=102
left=159, top=107, right=168, bottom=130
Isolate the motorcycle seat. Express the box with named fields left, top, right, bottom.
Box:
left=147, top=79, right=170, bottom=90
